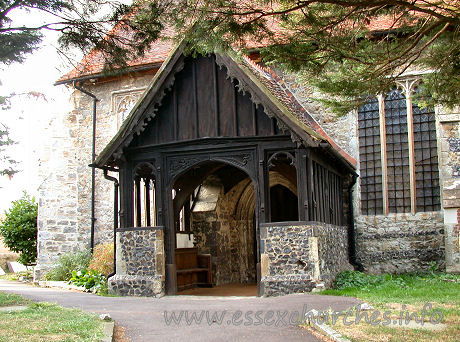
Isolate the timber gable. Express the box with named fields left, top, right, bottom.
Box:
left=95, top=43, right=356, bottom=170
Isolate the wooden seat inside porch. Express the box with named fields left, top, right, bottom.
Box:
left=175, top=247, right=212, bottom=291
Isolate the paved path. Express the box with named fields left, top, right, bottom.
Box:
left=0, top=280, right=360, bottom=342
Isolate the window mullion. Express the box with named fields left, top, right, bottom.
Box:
left=398, top=79, right=418, bottom=214
left=378, top=94, right=389, bottom=215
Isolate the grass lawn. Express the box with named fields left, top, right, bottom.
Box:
left=0, top=291, right=29, bottom=306
left=316, top=271, right=460, bottom=342
left=0, top=273, right=21, bottom=281
left=0, top=270, right=33, bottom=282
left=0, top=291, right=105, bottom=342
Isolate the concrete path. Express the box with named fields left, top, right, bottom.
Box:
left=0, top=280, right=360, bottom=342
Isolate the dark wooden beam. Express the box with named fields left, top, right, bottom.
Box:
left=296, top=148, right=309, bottom=221
left=135, top=177, right=141, bottom=227
left=213, top=58, right=220, bottom=137
left=233, top=82, right=238, bottom=136
left=252, top=103, right=257, bottom=136
left=257, top=145, right=268, bottom=223
left=193, top=61, right=199, bottom=139
left=306, top=149, right=314, bottom=221
left=173, top=87, right=178, bottom=140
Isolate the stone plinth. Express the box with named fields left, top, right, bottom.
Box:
left=354, top=212, right=445, bottom=273
left=108, top=227, right=165, bottom=297
left=260, top=222, right=350, bottom=296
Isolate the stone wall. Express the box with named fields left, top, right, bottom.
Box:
left=316, top=224, right=352, bottom=285
left=191, top=176, right=256, bottom=286
left=260, top=222, right=350, bottom=297
left=272, top=68, right=359, bottom=160
left=436, top=106, right=460, bottom=272
left=354, top=212, right=445, bottom=273
left=278, top=68, right=458, bottom=274
left=35, top=71, right=155, bottom=280
left=108, top=227, right=164, bottom=296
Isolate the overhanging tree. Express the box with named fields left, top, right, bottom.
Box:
left=0, top=0, right=145, bottom=175
left=0, top=1, right=458, bottom=114
left=0, top=122, right=17, bottom=177
left=0, top=0, right=162, bottom=67
left=128, top=0, right=459, bottom=114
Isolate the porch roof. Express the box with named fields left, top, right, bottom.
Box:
left=94, top=42, right=357, bottom=170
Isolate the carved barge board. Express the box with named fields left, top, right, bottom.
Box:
left=128, top=55, right=282, bottom=149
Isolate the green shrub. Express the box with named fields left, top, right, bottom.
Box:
left=69, top=270, right=107, bottom=295
left=334, top=271, right=407, bottom=291
left=45, top=249, right=91, bottom=281
left=88, top=243, right=114, bottom=277
left=0, top=193, right=37, bottom=265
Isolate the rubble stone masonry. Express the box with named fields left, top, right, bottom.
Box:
left=279, top=69, right=458, bottom=273
left=35, top=72, right=155, bottom=280
left=260, top=222, right=350, bottom=296
left=108, top=227, right=164, bottom=297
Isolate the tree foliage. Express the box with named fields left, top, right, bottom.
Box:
left=1, top=1, right=459, bottom=114
left=0, top=193, right=38, bottom=265
left=0, top=122, right=17, bottom=177
left=0, top=0, right=141, bottom=66
left=128, top=0, right=460, bottom=114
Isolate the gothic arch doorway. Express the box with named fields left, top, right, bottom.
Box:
left=167, top=160, right=258, bottom=296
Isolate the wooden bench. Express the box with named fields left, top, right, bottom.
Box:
left=175, top=248, right=212, bottom=290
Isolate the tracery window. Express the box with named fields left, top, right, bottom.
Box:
left=358, top=80, right=440, bottom=215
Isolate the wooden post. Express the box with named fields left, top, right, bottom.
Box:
left=165, top=180, right=177, bottom=295
left=144, top=178, right=151, bottom=226
left=306, top=149, right=315, bottom=221
left=135, top=177, right=141, bottom=227
left=258, top=145, right=268, bottom=223
left=120, top=165, right=134, bottom=228
left=296, top=148, right=309, bottom=221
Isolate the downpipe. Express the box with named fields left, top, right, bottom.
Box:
left=104, top=169, right=119, bottom=278
left=73, top=81, right=98, bottom=253
left=348, top=173, right=364, bottom=271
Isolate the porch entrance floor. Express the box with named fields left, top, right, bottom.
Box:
left=177, top=283, right=257, bottom=296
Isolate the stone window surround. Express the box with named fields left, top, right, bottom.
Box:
left=111, top=87, right=147, bottom=129
left=361, top=76, right=440, bottom=215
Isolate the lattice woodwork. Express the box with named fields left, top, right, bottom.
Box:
left=412, top=103, right=440, bottom=212
left=385, top=88, right=411, bottom=213
left=358, top=98, right=383, bottom=215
